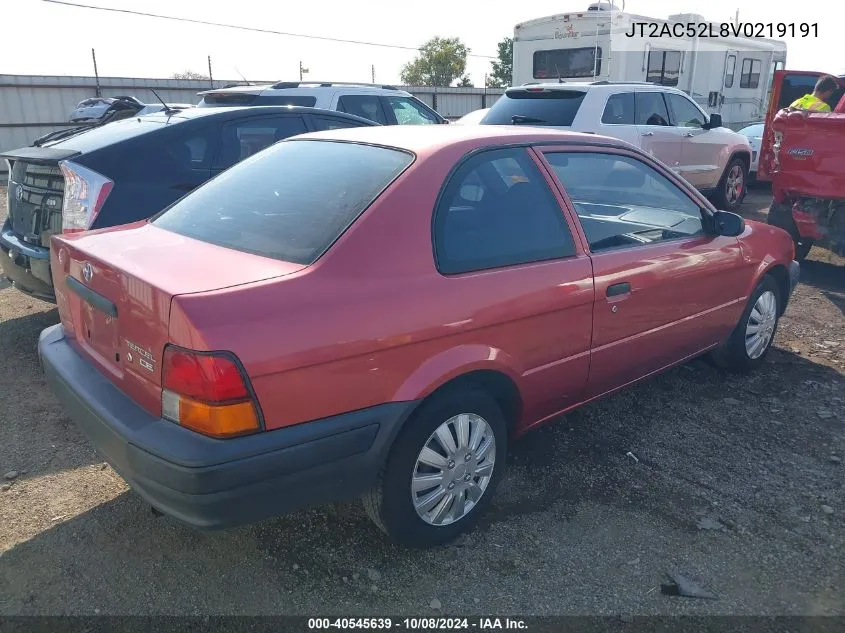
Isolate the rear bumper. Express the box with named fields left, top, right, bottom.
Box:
left=38, top=324, right=417, bottom=529
left=0, top=220, right=55, bottom=302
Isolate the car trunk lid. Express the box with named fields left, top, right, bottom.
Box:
left=51, top=223, right=306, bottom=417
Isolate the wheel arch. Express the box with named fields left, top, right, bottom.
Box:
left=392, top=346, right=525, bottom=436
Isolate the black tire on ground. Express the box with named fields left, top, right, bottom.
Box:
left=712, top=157, right=748, bottom=212
left=767, top=201, right=813, bottom=261
left=362, top=387, right=508, bottom=548
left=710, top=274, right=782, bottom=372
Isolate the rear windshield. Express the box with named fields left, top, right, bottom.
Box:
left=482, top=90, right=586, bottom=126
left=48, top=117, right=169, bottom=152
left=151, top=140, right=413, bottom=265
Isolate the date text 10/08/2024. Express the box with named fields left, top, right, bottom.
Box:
left=308, top=618, right=528, bottom=630
left=626, top=22, right=818, bottom=38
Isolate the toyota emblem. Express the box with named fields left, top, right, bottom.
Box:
left=82, top=262, right=94, bottom=283
left=15, top=185, right=24, bottom=203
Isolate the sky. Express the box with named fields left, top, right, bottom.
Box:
left=3, top=0, right=843, bottom=85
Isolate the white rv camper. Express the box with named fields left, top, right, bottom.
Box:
left=512, top=3, right=787, bottom=128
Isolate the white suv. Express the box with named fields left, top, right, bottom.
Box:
left=197, top=81, right=447, bottom=126
left=481, top=82, right=751, bottom=211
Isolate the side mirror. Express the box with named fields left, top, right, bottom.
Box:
left=705, top=113, right=723, bottom=129
left=713, top=210, right=745, bottom=236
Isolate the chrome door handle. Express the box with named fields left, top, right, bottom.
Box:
left=641, top=132, right=654, bottom=136
left=685, top=132, right=695, bottom=137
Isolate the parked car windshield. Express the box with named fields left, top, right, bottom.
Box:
left=482, top=89, right=587, bottom=126
left=152, top=139, right=413, bottom=265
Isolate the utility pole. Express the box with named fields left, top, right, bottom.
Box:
left=207, top=55, right=214, bottom=89
left=299, top=61, right=309, bottom=81
left=371, top=64, right=375, bottom=84
left=91, top=48, right=101, bottom=97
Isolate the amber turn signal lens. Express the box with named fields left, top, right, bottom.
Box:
left=162, top=390, right=260, bottom=438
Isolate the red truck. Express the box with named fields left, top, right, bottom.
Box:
left=759, top=70, right=845, bottom=261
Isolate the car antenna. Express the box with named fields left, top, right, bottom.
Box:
left=235, top=67, right=252, bottom=85
left=149, top=88, right=178, bottom=116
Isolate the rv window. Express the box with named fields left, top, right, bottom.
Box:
left=725, top=55, right=736, bottom=88
left=646, top=50, right=681, bottom=87
left=601, top=92, right=635, bottom=125
left=740, top=59, right=762, bottom=89
left=634, top=92, right=671, bottom=126
left=533, top=48, right=602, bottom=80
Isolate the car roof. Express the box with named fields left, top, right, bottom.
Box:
left=289, top=124, right=625, bottom=156
left=199, top=83, right=411, bottom=96
left=139, top=105, right=367, bottom=122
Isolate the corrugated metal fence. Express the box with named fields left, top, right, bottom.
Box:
left=0, top=74, right=504, bottom=179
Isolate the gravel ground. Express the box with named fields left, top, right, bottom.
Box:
left=0, top=185, right=843, bottom=616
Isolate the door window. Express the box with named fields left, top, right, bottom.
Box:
left=740, top=59, right=762, bottom=89
left=433, top=148, right=576, bottom=274
left=384, top=97, right=439, bottom=124
left=725, top=55, right=736, bottom=88
left=544, top=152, right=704, bottom=252
left=214, top=116, right=308, bottom=170
left=601, top=92, right=635, bottom=125
left=665, top=94, right=707, bottom=128
left=634, top=92, right=670, bottom=126
left=337, top=95, right=389, bottom=124
left=311, top=116, right=366, bottom=131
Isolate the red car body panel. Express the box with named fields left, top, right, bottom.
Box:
left=50, top=125, right=795, bottom=439
left=759, top=71, right=845, bottom=254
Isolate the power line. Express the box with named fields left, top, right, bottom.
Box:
left=42, top=0, right=497, bottom=59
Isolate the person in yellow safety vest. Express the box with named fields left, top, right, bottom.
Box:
left=789, top=75, right=839, bottom=112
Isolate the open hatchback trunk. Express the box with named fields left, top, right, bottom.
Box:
left=50, top=223, right=306, bottom=418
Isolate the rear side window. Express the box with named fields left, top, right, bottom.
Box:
left=213, top=116, right=308, bottom=170
left=601, top=92, right=635, bottom=125
left=166, top=127, right=216, bottom=170
left=482, top=90, right=586, bottom=126
left=635, top=92, right=670, bottom=126
left=433, top=148, right=576, bottom=274
left=338, top=96, right=389, bottom=124
left=152, top=140, right=413, bottom=265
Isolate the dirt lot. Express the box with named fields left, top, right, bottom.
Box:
left=0, top=185, right=842, bottom=616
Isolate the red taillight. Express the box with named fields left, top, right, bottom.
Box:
left=59, top=160, right=114, bottom=233
left=163, top=348, right=249, bottom=402
left=161, top=347, right=261, bottom=438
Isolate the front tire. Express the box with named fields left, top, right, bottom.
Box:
left=363, top=388, right=507, bottom=548
left=710, top=275, right=781, bottom=372
left=712, top=158, right=747, bottom=212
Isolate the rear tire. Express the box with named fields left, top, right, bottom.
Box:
left=362, top=388, right=507, bottom=548
left=710, top=274, right=781, bottom=372
left=767, top=201, right=813, bottom=261
left=712, top=157, right=747, bottom=212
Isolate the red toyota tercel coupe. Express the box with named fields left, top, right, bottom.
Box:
left=40, top=125, right=799, bottom=547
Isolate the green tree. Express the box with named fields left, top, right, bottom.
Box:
left=457, top=75, right=474, bottom=87
left=171, top=70, right=208, bottom=80
left=486, top=37, right=513, bottom=88
left=401, top=37, right=468, bottom=87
